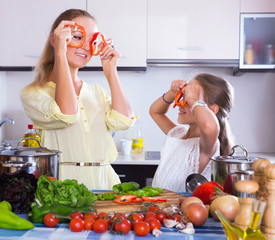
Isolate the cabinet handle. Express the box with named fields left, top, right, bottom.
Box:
left=118, top=174, right=126, bottom=178
left=178, top=47, right=203, bottom=51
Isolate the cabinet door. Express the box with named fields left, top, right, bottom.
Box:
left=147, top=0, right=240, bottom=60
left=0, top=0, right=86, bottom=67
left=86, top=0, right=147, bottom=67
left=241, top=0, right=275, bottom=13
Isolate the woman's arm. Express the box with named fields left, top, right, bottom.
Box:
left=100, top=40, right=132, bottom=118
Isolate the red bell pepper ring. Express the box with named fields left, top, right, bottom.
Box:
left=141, top=197, right=167, bottom=202
left=90, top=32, right=106, bottom=56
left=67, top=23, right=86, bottom=48
left=131, top=198, right=143, bottom=203
left=173, top=84, right=188, bottom=108
left=113, top=195, right=137, bottom=204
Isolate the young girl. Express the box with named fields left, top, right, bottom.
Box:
left=150, top=73, right=234, bottom=192
left=20, top=9, right=135, bottom=190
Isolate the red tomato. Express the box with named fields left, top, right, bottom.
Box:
left=148, top=206, right=161, bottom=212
left=112, top=213, right=126, bottom=222
left=134, top=221, right=150, bottom=236
left=138, top=213, right=145, bottom=221
left=145, top=211, right=157, bottom=219
left=166, top=213, right=181, bottom=222
left=70, top=218, right=84, bottom=232
left=93, top=219, right=108, bottom=233
left=84, top=219, right=95, bottom=230
left=97, top=212, right=109, bottom=219
left=145, top=217, right=161, bottom=232
left=127, top=213, right=143, bottom=228
left=84, top=211, right=97, bottom=220
left=70, top=212, right=84, bottom=220
left=156, top=212, right=167, bottom=223
left=114, top=218, right=131, bottom=234
left=43, top=213, right=59, bottom=227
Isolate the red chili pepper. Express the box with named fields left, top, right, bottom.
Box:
left=90, top=32, right=106, bottom=56
left=173, top=85, right=188, bottom=108
left=141, top=197, right=167, bottom=203
left=192, top=181, right=224, bottom=205
left=113, top=195, right=137, bottom=204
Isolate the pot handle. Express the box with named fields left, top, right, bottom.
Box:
left=17, top=138, right=42, bottom=148
left=0, top=161, right=32, bottom=168
left=229, top=145, right=249, bottom=160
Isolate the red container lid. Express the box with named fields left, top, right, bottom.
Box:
left=28, top=124, right=34, bottom=129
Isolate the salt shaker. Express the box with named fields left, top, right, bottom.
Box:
left=262, top=164, right=275, bottom=240
left=234, top=180, right=259, bottom=231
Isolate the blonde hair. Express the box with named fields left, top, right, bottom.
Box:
left=30, top=9, right=96, bottom=88
left=194, top=73, right=235, bottom=155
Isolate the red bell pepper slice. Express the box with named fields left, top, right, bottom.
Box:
left=173, top=88, right=188, bottom=108
left=68, top=23, right=86, bottom=48
left=90, top=32, right=106, bottom=56
left=141, top=197, right=167, bottom=202
left=131, top=198, right=143, bottom=203
left=113, top=195, right=137, bottom=204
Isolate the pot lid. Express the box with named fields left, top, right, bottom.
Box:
left=211, top=145, right=257, bottom=163
left=0, top=146, right=58, bottom=157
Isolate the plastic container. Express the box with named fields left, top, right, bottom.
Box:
left=22, top=124, right=41, bottom=147
left=131, top=116, right=143, bottom=154
left=245, top=44, right=254, bottom=65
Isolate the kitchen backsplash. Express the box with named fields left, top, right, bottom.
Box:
left=1, top=67, right=275, bottom=153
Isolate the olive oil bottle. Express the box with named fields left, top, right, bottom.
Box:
left=22, top=124, right=41, bottom=147
left=131, top=116, right=143, bottom=154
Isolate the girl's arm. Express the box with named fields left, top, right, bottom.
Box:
left=100, top=40, right=132, bottom=118
left=51, top=20, right=78, bottom=115
left=149, top=80, right=186, bottom=135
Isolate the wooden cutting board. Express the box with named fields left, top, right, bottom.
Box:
left=94, top=189, right=188, bottom=214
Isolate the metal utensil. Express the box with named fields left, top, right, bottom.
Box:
left=185, top=173, right=208, bottom=193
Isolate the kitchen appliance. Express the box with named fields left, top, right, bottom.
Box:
left=0, top=138, right=60, bottom=179
left=211, top=145, right=257, bottom=196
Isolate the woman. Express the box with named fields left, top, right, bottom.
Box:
left=150, top=73, right=234, bottom=192
left=20, top=9, right=135, bottom=190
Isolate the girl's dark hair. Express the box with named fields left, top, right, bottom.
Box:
left=31, top=9, right=96, bottom=87
left=194, top=73, right=234, bottom=155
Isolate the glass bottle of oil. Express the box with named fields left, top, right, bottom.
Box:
left=132, top=116, right=143, bottom=154
left=22, top=124, right=41, bottom=147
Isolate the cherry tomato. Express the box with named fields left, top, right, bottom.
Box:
left=43, top=213, right=59, bottom=227
left=127, top=213, right=143, bottom=228
left=145, top=217, right=161, bottom=232
left=166, top=213, right=181, bottom=222
left=97, top=212, right=109, bottom=219
left=148, top=206, right=161, bottom=212
left=114, top=218, right=131, bottom=234
left=70, top=212, right=84, bottom=220
left=70, top=218, right=84, bottom=232
left=111, top=213, right=126, bottom=222
left=84, top=211, right=97, bottom=220
left=84, top=219, right=95, bottom=230
left=156, top=212, right=167, bottom=223
left=134, top=221, right=150, bottom=236
left=93, top=219, right=108, bottom=233
left=145, top=211, right=157, bottom=219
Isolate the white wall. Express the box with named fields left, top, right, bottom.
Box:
left=1, top=67, right=275, bottom=153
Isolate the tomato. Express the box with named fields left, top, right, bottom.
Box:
left=93, top=219, right=108, bottom=233
left=84, top=211, right=97, bottom=220
left=156, top=212, right=167, bottom=223
left=127, top=213, right=143, bottom=228
left=43, top=213, right=59, bottom=227
left=134, top=221, right=150, bottom=236
left=70, top=218, right=84, bottom=232
left=84, top=219, right=95, bottom=230
left=70, top=212, right=84, bottom=220
left=148, top=206, right=161, bottom=212
left=145, top=217, right=161, bottom=232
left=97, top=212, right=109, bottom=219
left=145, top=211, right=157, bottom=220
left=114, top=218, right=131, bottom=234
left=114, top=195, right=137, bottom=204
left=166, top=213, right=181, bottom=222
left=111, top=213, right=126, bottom=222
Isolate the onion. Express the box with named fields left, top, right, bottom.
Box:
left=210, top=195, right=240, bottom=222
left=184, top=202, right=208, bottom=226
left=180, top=197, right=204, bottom=214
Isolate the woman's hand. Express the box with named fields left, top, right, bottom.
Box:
left=99, top=38, right=120, bottom=78
left=184, top=81, right=204, bottom=107
left=167, top=79, right=188, bottom=98
left=52, top=20, right=75, bottom=55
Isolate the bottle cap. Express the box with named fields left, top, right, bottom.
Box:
left=28, top=124, right=34, bottom=129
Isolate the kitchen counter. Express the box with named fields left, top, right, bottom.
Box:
left=113, top=151, right=275, bottom=165
left=0, top=215, right=226, bottom=240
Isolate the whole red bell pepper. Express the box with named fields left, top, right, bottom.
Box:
left=192, top=181, right=224, bottom=205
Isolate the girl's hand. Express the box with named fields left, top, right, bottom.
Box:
left=100, top=38, right=120, bottom=75
left=52, top=20, right=75, bottom=54
left=170, top=79, right=188, bottom=97
left=184, top=81, right=204, bottom=106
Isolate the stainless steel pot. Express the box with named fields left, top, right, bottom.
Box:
left=0, top=139, right=60, bottom=179
left=211, top=145, right=257, bottom=196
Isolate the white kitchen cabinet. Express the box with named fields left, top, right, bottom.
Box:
left=147, top=0, right=240, bottom=61
left=0, top=0, right=86, bottom=68
left=86, top=0, right=147, bottom=68
left=241, top=0, right=275, bottom=13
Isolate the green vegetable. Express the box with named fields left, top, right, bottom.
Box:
left=30, top=175, right=97, bottom=223
left=113, top=181, right=140, bottom=194
left=97, top=192, right=117, bottom=201
left=0, top=201, right=34, bottom=230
